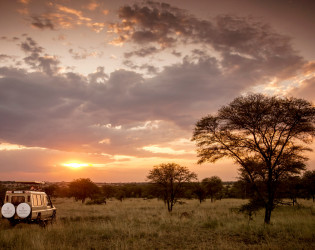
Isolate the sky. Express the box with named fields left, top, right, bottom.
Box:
left=0, top=0, right=314, bottom=183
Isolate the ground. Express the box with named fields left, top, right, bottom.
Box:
left=0, top=198, right=314, bottom=249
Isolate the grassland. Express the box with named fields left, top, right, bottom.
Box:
left=0, top=198, right=314, bottom=249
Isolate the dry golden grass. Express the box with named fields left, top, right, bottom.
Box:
left=0, top=198, right=314, bottom=249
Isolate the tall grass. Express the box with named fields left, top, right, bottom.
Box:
left=0, top=198, right=314, bottom=249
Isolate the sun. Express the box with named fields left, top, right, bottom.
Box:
left=63, top=163, right=90, bottom=168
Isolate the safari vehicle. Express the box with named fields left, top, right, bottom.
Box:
left=1, top=181, right=56, bottom=226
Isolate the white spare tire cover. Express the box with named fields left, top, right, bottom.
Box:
left=1, top=203, right=15, bottom=218
left=16, top=203, right=31, bottom=218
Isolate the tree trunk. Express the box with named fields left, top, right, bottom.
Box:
left=264, top=204, right=272, bottom=224
left=264, top=166, right=274, bottom=224
left=167, top=200, right=172, bottom=212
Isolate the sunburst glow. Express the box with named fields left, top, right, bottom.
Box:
left=63, top=163, right=90, bottom=168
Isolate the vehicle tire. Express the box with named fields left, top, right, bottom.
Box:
left=9, top=219, right=17, bottom=227
left=1, top=203, right=15, bottom=218
left=51, top=210, right=57, bottom=224
left=39, top=220, right=47, bottom=228
left=16, top=203, right=31, bottom=218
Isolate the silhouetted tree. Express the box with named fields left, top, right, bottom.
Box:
left=202, top=176, right=223, bottom=202
left=193, top=94, right=315, bottom=223
left=102, top=184, right=116, bottom=199
left=302, top=170, right=315, bottom=202
left=147, top=163, right=197, bottom=212
left=44, top=184, right=59, bottom=198
left=68, top=178, right=100, bottom=203
left=0, top=184, right=7, bottom=206
left=193, top=182, right=207, bottom=203
left=228, top=180, right=251, bottom=199
left=279, top=176, right=303, bottom=206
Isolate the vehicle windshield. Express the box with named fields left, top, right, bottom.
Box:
left=11, top=196, right=25, bottom=206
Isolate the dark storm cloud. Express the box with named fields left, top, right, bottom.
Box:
left=31, top=16, right=55, bottom=30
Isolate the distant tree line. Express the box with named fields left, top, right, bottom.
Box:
left=40, top=170, right=315, bottom=206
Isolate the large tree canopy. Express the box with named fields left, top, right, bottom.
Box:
left=192, top=94, right=315, bottom=223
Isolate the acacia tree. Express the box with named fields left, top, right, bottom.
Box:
left=0, top=184, right=7, bottom=206
left=68, top=178, right=100, bottom=203
left=202, top=176, right=223, bottom=202
left=147, top=163, right=197, bottom=212
left=302, top=170, right=315, bottom=202
left=193, top=182, right=207, bottom=203
left=192, top=94, right=315, bottom=224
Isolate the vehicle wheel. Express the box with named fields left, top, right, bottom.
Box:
left=39, top=220, right=47, bottom=228
left=51, top=210, right=57, bottom=224
left=36, top=214, right=44, bottom=227
left=1, top=203, right=15, bottom=219
left=9, top=219, right=17, bottom=227
left=16, top=203, right=31, bottom=219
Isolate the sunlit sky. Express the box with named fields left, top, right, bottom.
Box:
left=0, top=0, right=314, bottom=182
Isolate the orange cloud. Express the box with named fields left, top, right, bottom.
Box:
left=57, top=5, right=91, bottom=22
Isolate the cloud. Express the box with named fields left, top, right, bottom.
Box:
left=0, top=57, right=225, bottom=158
left=109, top=2, right=190, bottom=47
left=88, top=66, right=108, bottom=83
left=111, top=2, right=304, bottom=74
left=1, top=1, right=312, bottom=164
left=68, top=48, right=104, bottom=60
left=124, top=46, right=159, bottom=58
left=31, top=16, right=55, bottom=30
left=25, top=2, right=106, bottom=32
left=289, top=76, right=315, bottom=102
left=20, top=37, right=60, bottom=75
left=0, top=54, right=15, bottom=62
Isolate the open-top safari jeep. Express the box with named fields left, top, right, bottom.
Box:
left=1, top=181, right=56, bottom=226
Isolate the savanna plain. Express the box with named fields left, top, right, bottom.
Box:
left=0, top=198, right=314, bottom=250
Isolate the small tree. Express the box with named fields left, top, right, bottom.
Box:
left=102, top=184, right=116, bottom=199
left=202, top=176, right=223, bottom=202
left=302, top=170, right=315, bottom=202
left=44, top=184, right=59, bottom=198
left=193, top=182, right=207, bottom=203
left=68, top=178, right=100, bottom=203
left=0, top=184, right=7, bottom=206
left=147, top=163, right=197, bottom=212
left=193, top=94, right=315, bottom=223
